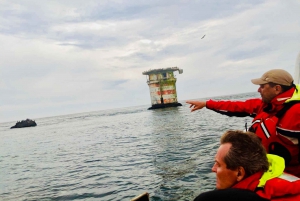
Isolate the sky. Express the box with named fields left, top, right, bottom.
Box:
left=1, top=0, right=300, bottom=123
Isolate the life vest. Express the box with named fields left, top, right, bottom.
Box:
left=249, top=85, right=300, bottom=169
left=257, top=155, right=300, bottom=201
left=233, top=155, right=300, bottom=201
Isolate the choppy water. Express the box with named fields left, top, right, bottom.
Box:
left=0, top=92, right=259, bottom=201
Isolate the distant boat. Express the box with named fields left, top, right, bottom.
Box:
left=294, top=52, right=300, bottom=84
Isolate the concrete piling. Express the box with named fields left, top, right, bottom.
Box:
left=142, top=67, right=183, bottom=109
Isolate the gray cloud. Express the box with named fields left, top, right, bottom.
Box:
left=0, top=0, right=300, bottom=122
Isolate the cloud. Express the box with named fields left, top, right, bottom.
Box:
left=0, top=0, right=300, bottom=122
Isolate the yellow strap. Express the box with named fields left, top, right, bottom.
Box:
left=285, top=85, right=300, bottom=102
left=257, top=154, right=285, bottom=188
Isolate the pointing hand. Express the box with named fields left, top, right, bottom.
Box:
left=186, top=100, right=206, bottom=112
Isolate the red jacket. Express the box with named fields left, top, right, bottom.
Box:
left=206, top=87, right=300, bottom=177
left=233, top=171, right=300, bottom=201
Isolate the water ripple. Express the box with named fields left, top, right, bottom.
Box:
left=0, top=93, right=257, bottom=200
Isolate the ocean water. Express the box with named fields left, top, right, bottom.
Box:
left=0, top=92, right=260, bottom=201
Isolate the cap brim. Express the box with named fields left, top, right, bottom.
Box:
left=251, top=78, right=268, bottom=85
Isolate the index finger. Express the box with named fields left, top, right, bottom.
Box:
left=186, top=100, right=193, bottom=104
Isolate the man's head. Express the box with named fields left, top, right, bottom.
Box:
left=212, top=130, right=269, bottom=189
left=251, top=69, right=294, bottom=103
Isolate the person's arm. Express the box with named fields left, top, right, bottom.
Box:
left=187, top=98, right=263, bottom=117
left=186, top=100, right=206, bottom=112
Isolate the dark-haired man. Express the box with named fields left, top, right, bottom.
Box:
left=194, top=130, right=300, bottom=201
left=186, top=69, right=300, bottom=177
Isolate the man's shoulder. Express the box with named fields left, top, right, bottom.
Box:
left=279, top=102, right=300, bottom=123
left=193, top=189, right=268, bottom=201
left=285, top=102, right=300, bottom=114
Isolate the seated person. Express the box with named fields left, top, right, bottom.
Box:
left=194, top=130, right=300, bottom=201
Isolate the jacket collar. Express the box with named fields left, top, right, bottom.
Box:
left=270, top=87, right=295, bottom=106
left=232, top=171, right=263, bottom=191
left=262, top=87, right=295, bottom=113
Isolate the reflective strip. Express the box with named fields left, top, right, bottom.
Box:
left=251, top=119, right=261, bottom=126
left=251, top=119, right=271, bottom=138
left=260, top=122, right=270, bottom=138
left=279, top=173, right=300, bottom=182
left=276, top=97, right=290, bottom=101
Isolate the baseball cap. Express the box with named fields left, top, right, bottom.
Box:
left=251, top=69, right=293, bottom=86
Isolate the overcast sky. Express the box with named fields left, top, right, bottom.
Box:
left=1, top=0, right=300, bottom=123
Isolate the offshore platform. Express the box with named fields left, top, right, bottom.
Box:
left=142, top=67, right=183, bottom=110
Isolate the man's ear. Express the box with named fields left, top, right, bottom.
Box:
left=236, top=166, right=246, bottom=182
left=274, top=85, right=283, bottom=94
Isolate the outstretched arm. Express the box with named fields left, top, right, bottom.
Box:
left=186, top=100, right=206, bottom=112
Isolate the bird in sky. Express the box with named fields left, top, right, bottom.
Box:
left=201, top=34, right=206, bottom=39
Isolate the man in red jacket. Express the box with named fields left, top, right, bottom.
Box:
left=193, top=130, right=300, bottom=201
left=186, top=69, right=300, bottom=177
